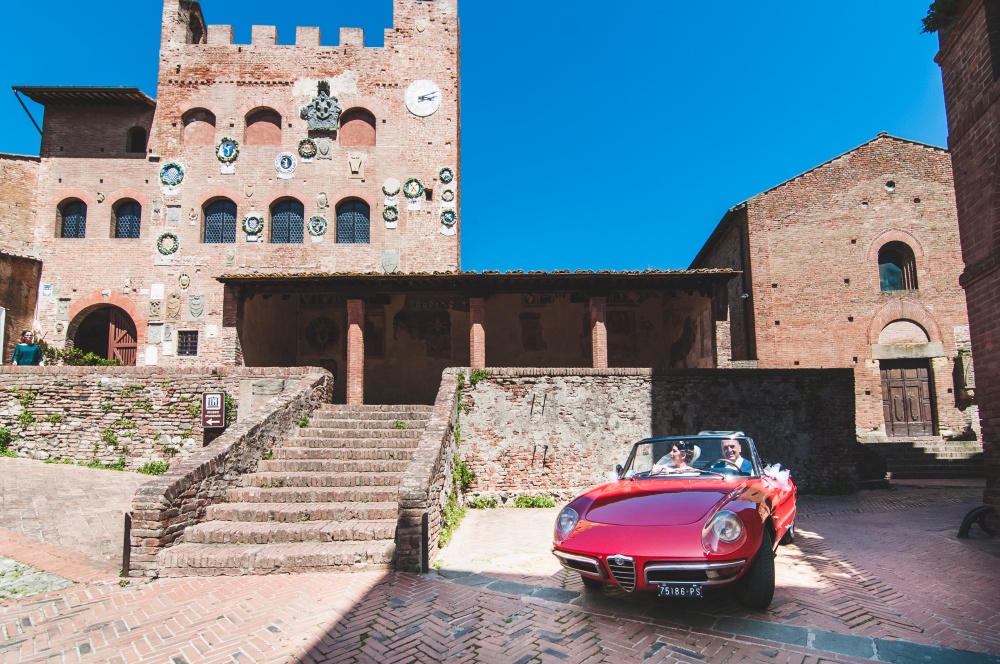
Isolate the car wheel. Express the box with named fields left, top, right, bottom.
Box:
left=580, top=575, right=604, bottom=591
left=779, top=520, right=795, bottom=545
left=737, top=528, right=775, bottom=610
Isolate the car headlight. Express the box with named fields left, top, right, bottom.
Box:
left=554, top=507, right=579, bottom=543
left=702, top=510, right=746, bottom=554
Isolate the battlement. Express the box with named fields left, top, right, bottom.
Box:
left=204, top=25, right=366, bottom=48
left=161, top=0, right=457, bottom=51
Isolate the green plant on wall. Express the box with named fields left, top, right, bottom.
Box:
left=16, top=411, right=35, bottom=427
left=224, top=393, right=238, bottom=427
left=47, top=413, right=64, bottom=424
left=138, top=461, right=170, bottom=476
left=469, top=369, right=489, bottom=387
left=0, top=427, right=15, bottom=458
left=453, top=455, right=475, bottom=493
left=187, top=402, right=201, bottom=419
left=101, top=428, right=118, bottom=447
left=514, top=495, right=556, bottom=509
left=101, top=401, right=114, bottom=414
left=14, top=390, right=35, bottom=409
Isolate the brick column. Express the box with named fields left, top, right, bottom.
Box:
left=347, top=299, right=365, bottom=405
left=470, top=297, right=486, bottom=370
left=590, top=297, right=607, bottom=369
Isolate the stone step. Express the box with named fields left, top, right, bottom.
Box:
left=297, top=428, right=423, bottom=439
left=244, top=472, right=405, bottom=488
left=283, top=437, right=421, bottom=450
left=259, top=447, right=415, bottom=462
left=315, top=404, right=434, bottom=414
left=258, top=459, right=411, bottom=474
left=310, top=411, right=434, bottom=422
left=206, top=502, right=399, bottom=523
left=158, top=541, right=395, bottom=576
left=304, top=418, right=429, bottom=430
left=184, top=520, right=397, bottom=545
left=226, top=486, right=399, bottom=504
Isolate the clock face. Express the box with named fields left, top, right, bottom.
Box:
left=405, top=80, right=442, bottom=117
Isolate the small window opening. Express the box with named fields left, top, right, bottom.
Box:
left=177, top=331, right=199, bottom=356
left=878, top=242, right=918, bottom=291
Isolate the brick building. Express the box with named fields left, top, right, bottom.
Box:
left=1, top=0, right=737, bottom=404
left=692, top=135, right=982, bottom=467
left=933, top=0, right=1000, bottom=516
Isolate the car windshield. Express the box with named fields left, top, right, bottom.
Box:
left=621, top=436, right=759, bottom=479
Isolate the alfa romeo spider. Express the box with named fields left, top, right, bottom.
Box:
left=552, top=433, right=796, bottom=609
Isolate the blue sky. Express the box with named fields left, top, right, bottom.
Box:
left=0, top=0, right=945, bottom=271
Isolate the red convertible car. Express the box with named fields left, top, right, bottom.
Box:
left=552, top=433, right=796, bottom=609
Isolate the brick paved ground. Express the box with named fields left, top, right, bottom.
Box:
left=0, top=458, right=147, bottom=569
left=0, top=461, right=998, bottom=663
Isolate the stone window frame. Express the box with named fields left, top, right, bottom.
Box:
left=125, top=126, right=147, bottom=154
left=244, top=107, right=283, bottom=146
left=878, top=241, right=919, bottom=292
left=176, top=330, right=199, bottom=357
left=56, top=198, right=88, bottom=239
left=111, top=198, right=143, bottom=240
left=181, top=107, right=217, bottom=146
left=269, top=197, right=306, bottom=244
left=202, top=197, right=239, bottom=244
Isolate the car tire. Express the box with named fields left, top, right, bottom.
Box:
left=580, top=575, right=604, bottom=591
left=737, top=528, right=775, bottom=610
left=779, top=520, right=795, bottom=545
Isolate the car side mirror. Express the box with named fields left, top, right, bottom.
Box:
left=615, top=464, right=624, bottom=479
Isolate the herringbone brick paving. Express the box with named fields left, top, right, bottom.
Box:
left=0, top=461, right=997, bottom=662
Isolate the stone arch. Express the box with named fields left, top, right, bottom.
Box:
left=50, top=189, right=95, bottom=207
left=106, top=188, right=150, bottom=209
left=867, top=299, right=942, bottom=345
left=244, top=107, right=282, bottom=146
left=333, top=186, right=378, bottom=211
left=867, top=229, right=925, bottom=261
left=340, top=107, right=376, bottom=146
left=182, top=107, right=217, bottom=146
left=66, top=291, right=146, bottom=353
left=263, top=187, right=308, bottom=208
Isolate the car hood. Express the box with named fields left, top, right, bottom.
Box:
left=584, top=483, right=740, bottom=527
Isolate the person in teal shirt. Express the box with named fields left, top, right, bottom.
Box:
left=11, top=330, right=43, bottom=366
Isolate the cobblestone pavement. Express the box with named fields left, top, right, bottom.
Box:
left=0, top=458, right=147, bottom=569
left=0, top=463, right=997, bottom=663
left=0, top=557, right=73, bottom=601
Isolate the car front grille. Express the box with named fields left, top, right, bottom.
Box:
left=606, top=554, right=636, bottom=592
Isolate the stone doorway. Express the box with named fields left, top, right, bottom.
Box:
left=880, top=359, right=935, bottom=437
left=73, top=306, right=138, bottom=366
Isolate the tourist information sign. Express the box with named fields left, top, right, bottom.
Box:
left=202, top=392, right=225, bottom=429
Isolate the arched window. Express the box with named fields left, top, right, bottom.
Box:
left=113, top=200, right=142, bottom=239
left=126, top=127, right=147, bottom=154
left=340, top=108, right=376, bottom=147
left=203, top=199, right=237, bottom=243
left=245, top=108, right=282, bottom=145
left=182, top=108, right=216, bottom=145
left=270, top=199, right=304, bottom=244
left=58, top=200, right=87, bottom=238
left=879, top=242, right=918, bottom=291
left=336, top=200, right=370, bottom=244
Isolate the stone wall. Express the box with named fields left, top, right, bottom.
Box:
left=396, top=372, right=459, bottom=572
left=0, top=366, right=327, bottom=468
left=128, top=369, right=332, bottom=577
left=457, top=368, right=858, bottom=497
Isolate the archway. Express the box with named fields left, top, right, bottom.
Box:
left=72, top=306, right=138, bottom=366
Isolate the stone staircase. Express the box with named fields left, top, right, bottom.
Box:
left=157, top=404, right=433, bottom=576
left=865, top=438, right=985, bottom=480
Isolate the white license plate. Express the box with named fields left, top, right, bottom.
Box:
left=658, top=584, right=703, bottom=598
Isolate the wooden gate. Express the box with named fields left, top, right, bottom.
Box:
left=880, top=360, right=935, bottom=437
left=108, top=308, right=137, bottom=366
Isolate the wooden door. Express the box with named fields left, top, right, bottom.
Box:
left=880, top=360, right=935, bottom=436
left=108, top=308, right=137, bottom=366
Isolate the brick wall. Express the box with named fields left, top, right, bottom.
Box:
left=27, top=0, right=461, bottom=366
left=694, top=135, right=975, bottom=441
left=935, top=0, right=1000, bottom=524
left=456, top=368, right=858, bottom=497
left=396, top=372, right=459, bottom=572
left=0, top=254, right=42, bottom=363
left=129, top=369, right=333, bottom=577
left=0, top=154, right=38, bottom=254
left=0, top=366, right=328, bottom=468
